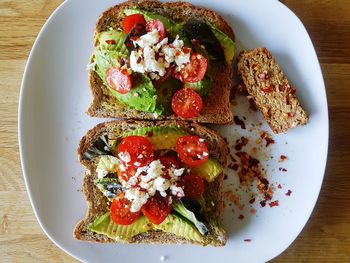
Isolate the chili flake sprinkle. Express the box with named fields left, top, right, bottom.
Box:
left=234, top=116, right=246, bottom=129
left=244, top=239, right=252, bottom=242
left=269, top=200, right=279, bottom=207
left=238, top=214, right=245, bottom=220
left=286, top=190, right=292, bottom=196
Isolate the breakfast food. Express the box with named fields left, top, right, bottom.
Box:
left=237, top=48, right=308, bottom=133
left=87, top=0, right=235, bottom=124
left=74, top=120, right=228, bottom=246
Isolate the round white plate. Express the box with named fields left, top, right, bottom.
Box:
left=19, top=0, right=328, bottom=262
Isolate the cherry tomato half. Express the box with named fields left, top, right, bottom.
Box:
left=171, top=88, right=203, bottom=119
left=146, top=19, right=166, bottom=40
left=106, top=67, right=132, bottom=94
left=158, top=155, right=181, bottom=179
left=122, top=14, right=146, bottom=34
left=180, top=53, right=207, bottom=83
left=117, top=136, right=154, bottom=167
left=176, top=135, right=209, bottom=167
left=180, top=173, right=205, bottom=199
left=141, top=193, right=172, bottom=224
left=110, top=194, right=141, bottom=225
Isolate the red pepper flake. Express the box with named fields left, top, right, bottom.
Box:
left=147, top=131, right=154, bottom=137
left=244, top=239, right=252, bottom=242
left=261, top=85, right=275, bottom=93
left=234, top=136, right=249, bottom=151
left=249, top=208, right=256, bottom=214
left=105, top=39, right=116, bottom=45
left=279, top=85, right=286, bottom=92
left=183, top=47, right=191, bottom=54
left=234, top=116, right=246, bottom=129
left=252, top=63, right=257, bottom=69
left=269, top=200, right=279, bottom=207
left=279, top=155, right=288, bottom=162
left=286, top=190, right=292, bottom=196
left=191, top=38, right=199, bottom=46
left=279, top=167, right=287, bottom=172
left=228, top=163, right=239, bottom=171
left=238, top=214, right=245, bottom=220
left=260, top=200, right=266, bottom=207
left=249, top=198, right=256, bottom=204
left=265, top=137, right=275, bottom=147
left=277, top=184, right=282, bottom=189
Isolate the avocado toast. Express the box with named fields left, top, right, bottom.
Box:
left=74, top=120, right=228, bottom=246
left=87, top=0, right=235, bottom=124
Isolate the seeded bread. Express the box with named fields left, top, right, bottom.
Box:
left=74, top=120, right=228, bottom=246
left=87, top=0, right=235, bottom=124
left=237, top=48, right=308, bottom=133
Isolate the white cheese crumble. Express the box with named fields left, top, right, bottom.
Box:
left=130, top=30, right=191, bottom=79
left=122, top=159, right=185, bottom=212
left=118, top=152, right=131, bottom=163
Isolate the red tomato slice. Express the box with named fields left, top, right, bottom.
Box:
left=141, top=193, right=172, bottom=224
left=180, top=173, right=205, bottom=199
left=180, top=53, right=207, bottom=83
left=106, top=67, right=132, bottom=94
left=146, top=19, right=166, bottom=40
left=118, top=136, right=154, bottom=167
left=158, top=155, right=181, bottom=179
left=176, top=135, right=209, bottom=167
left=122, top=14, right=146, bottom=34
left=110, top=194, right=141, bottom=225
left=171, top=88, right=203, bottom=118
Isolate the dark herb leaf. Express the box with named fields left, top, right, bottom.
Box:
left=124, top=23, right=146, bottom=51
left=94, top=177, right=125, bottom=200
left=172, top=200, right=209, bottom=235
left=183, top=20, right=225, bottom=62
left=83, top=135, right=113, bottom=160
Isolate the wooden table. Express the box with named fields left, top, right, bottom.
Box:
left=0, top=0, right=349, bottom=262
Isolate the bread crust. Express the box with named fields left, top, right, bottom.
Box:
left=87, top=0, right=235, bottom=124
left=74, top=120, right=228, bottom=246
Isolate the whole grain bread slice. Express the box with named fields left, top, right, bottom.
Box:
left=237, top=48, right=308, bottom=133
left=74, top=120, right=228, bottom=246
left=87, top=0, right=235, bottom=124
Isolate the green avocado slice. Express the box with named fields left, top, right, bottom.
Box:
left=88, top=212, right=152, bottom=240
left=211, top=27, right=235, bottom=64
left=88, top=212, right=203, bottom=242
left=97, top=30, right=129, bottom=56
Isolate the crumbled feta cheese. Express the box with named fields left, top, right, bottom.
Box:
left=203, top=152, right=209, bottom=156
left=172, top=35, right=184, bottom=48
left=175, top=52, right=190, bottom=67
left=118, top=152, right=131, bottom=163
left=135, top=29, right=159, bottom=48
left=124, top=188, right=149, bottom=212
left=130, top=50, right=146, bottom=74
left=170, top=185, right=185, bottom=197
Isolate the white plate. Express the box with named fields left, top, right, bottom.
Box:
left=19, top=0, right=328, bottom=262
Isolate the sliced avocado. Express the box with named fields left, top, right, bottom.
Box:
left=192, top=158, right=223, bottom=182
left=154, top=214, right=204, bottom=242
left=156, top=77, right=182, bottom=114
left=110, top=74, right=159, bottom=113
left=94, top=49, right=120, bottom=82
left=210, top=27, right=235, bottom=64
left=88, top=212, right=152, bottom=240
left=184, top=76, right=211, bottom=97
left=97, top=30, right=129, bottom=57
left=122, top=126, right=187, bottom=150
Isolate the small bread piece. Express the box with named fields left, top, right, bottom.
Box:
left=87, top=0, right=234, bottom=124
left=237, top=48, right=308, bottom=133
left=74, top=120, right=228, bottom=246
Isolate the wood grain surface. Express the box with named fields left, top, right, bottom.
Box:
left=0, top=0, right=349, bottom=262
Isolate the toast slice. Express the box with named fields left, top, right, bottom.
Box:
left=237, top=48, right=308, bottom=133
left=74, top=120, right=228, bottom=246
left=87, top=0, right=235, bottom=124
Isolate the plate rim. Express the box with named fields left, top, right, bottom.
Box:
left=18, top=0, right=329, bottom=262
